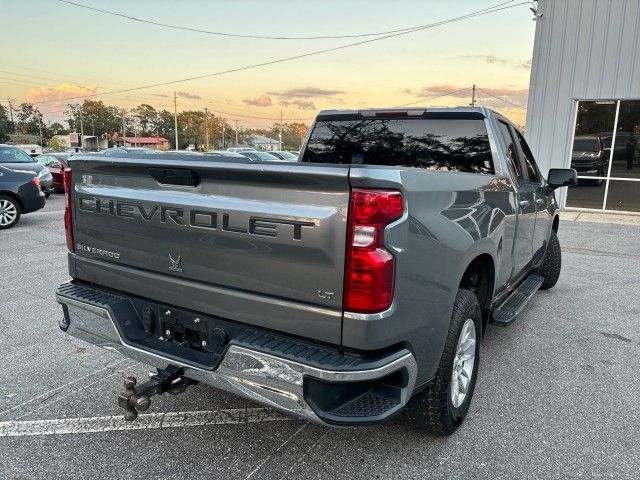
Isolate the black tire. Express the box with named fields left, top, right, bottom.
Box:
left=0, top=195, right=21, bottom=230
left=540, top=230, right=561, bottom=290
left=406, top=289, right=481, bottom=436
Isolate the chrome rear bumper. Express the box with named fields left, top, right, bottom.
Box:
left=57, top=290, right=417, bottom=425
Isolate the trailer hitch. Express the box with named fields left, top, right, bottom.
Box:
left=118, top=365, right=197, bottom=421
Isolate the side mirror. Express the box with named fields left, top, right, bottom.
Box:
left=547, top=168, right=578, bottom=190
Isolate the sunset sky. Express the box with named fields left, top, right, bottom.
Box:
left=1, top=0, right=536, bottom=128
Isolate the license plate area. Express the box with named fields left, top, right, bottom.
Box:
left=161, top=314, right=208, bottom=352
left=108, top=296, right=252, bottom=370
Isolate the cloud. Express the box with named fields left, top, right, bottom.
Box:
left=408, top=85, right=472, bottom=99
left=242, top=94, right=272, bottom=107
left=279, top=99, right=316, bottom=110
left=152, top=93, right=169, bottom=98
left=517, top=59, right=532, bottom=70
left=268, top=87, right=344, bottom=99
left=405, top=84, right=529, bottom=110
left=473, top=86, right=529, bottom=107
left=176, top=91, right=201, bottom=100
left=25, top=83, right=98, bottom=104
left=25, top=83, right=98, bottom=120
left=460, top=55, right=533, bottom=70
left=460, top=55, right=508, bottom=65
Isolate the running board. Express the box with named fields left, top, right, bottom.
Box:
left=490, top=275, right=544, bottom=327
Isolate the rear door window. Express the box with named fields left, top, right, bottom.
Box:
left=513, top=129, right=541, bottom=183
left=302, top=117, right=494, bottom=174
left=497, top=121, right=524, bottom=184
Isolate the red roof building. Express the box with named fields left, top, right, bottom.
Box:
left=118, top=137, right=170, bottom=151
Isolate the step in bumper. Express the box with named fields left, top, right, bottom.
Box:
left=56, top=283, right=417, bottom=426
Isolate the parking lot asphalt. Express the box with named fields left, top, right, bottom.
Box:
left=1, top=195, right=639, bottom=479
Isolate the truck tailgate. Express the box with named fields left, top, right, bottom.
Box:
left=69, top=157, right=350, bottom=344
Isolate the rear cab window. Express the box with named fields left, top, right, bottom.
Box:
left=301, top=113, right=494, bottom=174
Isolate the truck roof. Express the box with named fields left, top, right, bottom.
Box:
left=316, top=106, right=497, bottom=118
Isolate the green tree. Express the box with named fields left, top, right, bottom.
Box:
left=0, top=104, right=10, bottom=142
left=267, top=122, right=309, bottom=150
left=199, top=113, right=230, bottom=150
left=65, top=100, right=122, bottom=138
left=48, top=122, right=68, bottom=136
left=177, top=110, right=205, bottom=149
left=16, top=102, right=43, bottom=136
left=47, top=137, right=67, bottom=152
left=156, top=109, right=176, bottom=147
left=130, top=104, right=157, bottom=136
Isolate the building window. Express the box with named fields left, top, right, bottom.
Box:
left=566, top=100, right=640, bottom=213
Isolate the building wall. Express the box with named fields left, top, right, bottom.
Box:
left=525, top=0, right=640, bottom=181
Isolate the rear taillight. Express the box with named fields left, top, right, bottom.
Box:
left=63, top=168, right=74, bottom=252
left=31, top=176, right=40, bottom=188
left=344, top=189, right=404, bottom=313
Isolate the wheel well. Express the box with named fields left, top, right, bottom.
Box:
left=459, top=254, right=495, bottom=330
left=552, top=215, right=559, bottom=232
left=0, top=191, right=24, bottom=212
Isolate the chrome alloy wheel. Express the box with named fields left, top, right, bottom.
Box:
left=450, top=318, right=477, bottom=408
left=0, top=199, right=18, bottom=227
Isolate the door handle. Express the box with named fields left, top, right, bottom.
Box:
left=519, top=200, right=531, bottom=207
left=536, top=198, right=545, bottom=205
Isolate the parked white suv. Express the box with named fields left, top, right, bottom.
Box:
left=226, top=147, right=256, bottom=153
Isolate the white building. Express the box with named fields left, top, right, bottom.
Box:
left=526, top=0, right=640, bottom=214
left=52, top=134, right=108, bottom=152
left=247, top=134, right=280, bottom=151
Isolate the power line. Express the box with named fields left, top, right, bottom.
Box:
left=57, top=0, right=518, bottom=40
left=32, top=1, right=527, bottom=106
left=394, top=87, right=471, bottom=107
left=475, top=86, right=526, bottom=108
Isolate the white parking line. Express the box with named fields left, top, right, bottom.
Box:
left=0, top=358, right=130, bottom=419
left=0, top=408, right=293, bottom=437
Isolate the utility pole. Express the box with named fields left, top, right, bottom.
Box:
left=235, top=119, right=239, bottom=146
left=38, top=117, right=43, bottom=147
left=222, top=120, right=225, bottom=149
left=173, top=91, right=179, bottom=151
left=121, top=109, right=126, bottom=146
left=79, top=107, right=84, bottom=151
left=204, top=107, right=209, bottom=151
left=470, top=84, right=477, bottom=106
left=7, top=98, right=15, bottom=133
left=279, top=110, right=283, bottom=150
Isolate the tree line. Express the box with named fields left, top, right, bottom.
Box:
left=0, top=100, right=309, bottom=150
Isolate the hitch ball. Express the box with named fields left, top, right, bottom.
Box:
left=58, top=315, right=70, bottom=331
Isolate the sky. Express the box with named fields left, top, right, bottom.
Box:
left=0, top=0, right=536, bottom=128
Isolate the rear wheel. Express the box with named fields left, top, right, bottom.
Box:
left=540, top=230, right=561, bottom=290
left=406, top=289, right=481, bottom=436
left=0, top=195, right=21, bottom=229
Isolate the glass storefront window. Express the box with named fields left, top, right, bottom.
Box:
left=566, top=99, right=640, bottom=213
left=570, top=101, right=616, bottom=182
left=609, top=100, right=640, bottom=180
left=565, top=181, right=606, bottom=210
left=605, top=180, right=640, bottom=212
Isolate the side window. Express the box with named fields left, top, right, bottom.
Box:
left=513, top=129, right=540, bottom=183
left=497, top=121, right=523, bottom=183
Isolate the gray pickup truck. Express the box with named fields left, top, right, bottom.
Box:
left=56, top=107, right=577, bottom=435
